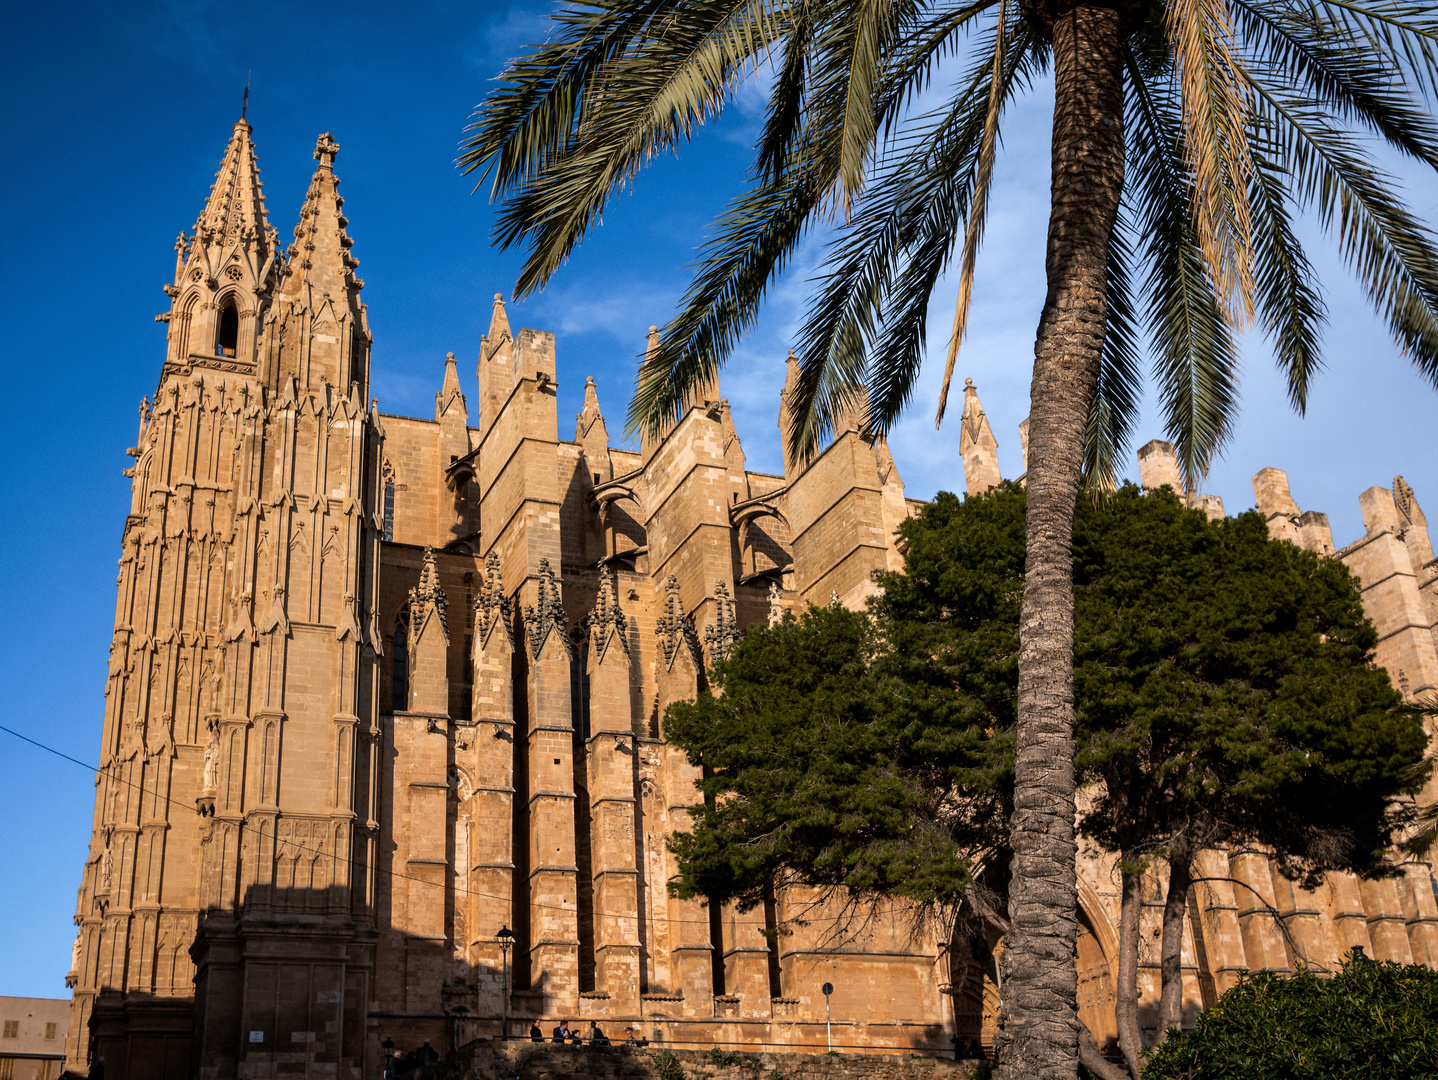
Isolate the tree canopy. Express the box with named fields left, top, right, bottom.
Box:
left=664, top=484, right=1428, bottom=1076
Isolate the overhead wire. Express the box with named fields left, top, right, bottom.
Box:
left=0, top=721, right=934, bottom=937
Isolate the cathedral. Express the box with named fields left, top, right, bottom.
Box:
left=64, top=118, right=1438, bottom=1079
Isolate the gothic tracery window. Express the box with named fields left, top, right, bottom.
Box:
left=381, top=460, right=396, bottom=542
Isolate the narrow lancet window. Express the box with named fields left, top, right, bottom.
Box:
left=383, top=477, right=395, bottom=542
left=391, top=624, right=408, bottom=712
left=217, top=299, right=239, bottom=357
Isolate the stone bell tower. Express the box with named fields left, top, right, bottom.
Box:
left=68, top=119, right=384, bottom=1080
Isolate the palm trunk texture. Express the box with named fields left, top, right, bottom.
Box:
left=997, top=5, right=1125, bottom=1079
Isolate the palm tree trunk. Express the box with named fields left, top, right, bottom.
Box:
left=1115, top=861, right=1145, bottom=1079
left=996, top=4, right=1125, bottom=1079
left=1155, top=852, right=1194, bottom=1045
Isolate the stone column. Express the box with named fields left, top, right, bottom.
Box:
left=523, top=560, right=580, bottom=1015
left=586, top=569, right=643, bottom=1016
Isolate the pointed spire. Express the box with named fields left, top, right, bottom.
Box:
left=959, top=379, right=1001, bottom=496
left=474, top=551, right=513, bottom=644
left=833, top=383, right=871, bottom=436
left=577, top=376, right=607, bottom=442
left=477, top=294, right=515, bottom=434
left=278, top=132, right=362, bottom=302
left=408, top=546, right=449, bottom=642
left=488, top=293, right=512, bottom=344
left=589, top=566, right=629, bottom=659
left=779, top=349, right=804, bottom=480
left=437, top=351, right=466, bottom=421
left=524, top=558, right=573, bottom=659
left=267, top=132, right=368, bottom=391
left=655, top=575, right=701, bottom=669
left=641, top=325, right=675, bottom=459
left=187, top=117, right=274, bottom=284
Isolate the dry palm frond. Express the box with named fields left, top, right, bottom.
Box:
left=1166, top=0, right=1258, bottom=326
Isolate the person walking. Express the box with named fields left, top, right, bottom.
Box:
left=551, top=1020, right=569, bottom=1043
left=529, top=1022, right=544, bottom=1042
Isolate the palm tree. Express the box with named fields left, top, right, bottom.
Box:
left=461, top=3, right=1438, bottom=1076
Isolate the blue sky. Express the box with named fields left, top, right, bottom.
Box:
left=1, top=0, right=1434, bottom=998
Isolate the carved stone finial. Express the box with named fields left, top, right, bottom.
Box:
left=589, top=566, right=628, bottom=658
left=1394, top=475, right=1417, bottom=524
left=474, top=551, right=512, bottom=643
left=830, top=589, right=842, bottom=608
left=524, top=558, right=572, bottom=658
left=655, top=575, right=701, bottom=668
left=703, top=581, right=738, bottom=666
left=314, top=131, right=340, bottom=166
left=408, top=546, right=449, bottom=638
left=768, top=580, right=784, bottom=627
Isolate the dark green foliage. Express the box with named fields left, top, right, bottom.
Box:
left=1145, top=953, right=1438, bottom=1080
left=1068, top=485, right=1426, bottom=879
left=664, top=484, right=1426, bottom=907
left=664, top=603, right=1008, bottom=910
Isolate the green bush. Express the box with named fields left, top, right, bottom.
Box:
left=654, top=1049, right=685, bottom=1080
left=1146, top=952, right=1438, bottom=1079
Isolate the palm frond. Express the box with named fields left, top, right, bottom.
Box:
left=461, top=0, right=682, bottom=195
left=788, top=17, right=1043, bottom=461
left=1085, top=208, right=1144, bottom=490
left=1129, top=53, right=1242, bottom=484
left=628, top=0, right=999, bottom=439
left=1248, top=81, right=1438, bottom=386
left=936, top=0, right=1008, bottom=429
left=1233, top=0, right=1438, bottom=169
left=755, top=6, right=814, bottom=184
left=836, top=0, right=900, bottom=211
left=480, top=0, right=794, bottom=295
left=1314, top=0, right=1438, bottom=102
left=1246, top=135, right=1328, bottom=412
left=1166, top=0, right=1258, bottom=325
left=627, top=162, right=822, bottom=438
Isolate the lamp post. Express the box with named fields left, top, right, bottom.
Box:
left=821, top=982, right=833, bottom=1053
left=496, top=926, right=515, bottom=1040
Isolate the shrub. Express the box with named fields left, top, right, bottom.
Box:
left=1145, top=952, right=1438, bottom=1079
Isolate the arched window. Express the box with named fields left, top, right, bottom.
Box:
left=382, top=477, right=395, bottom=542
left=216, top=298, right=239, bottom=357
left=390, top=623, right=408, bottom=713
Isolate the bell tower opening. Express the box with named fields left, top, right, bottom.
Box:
left=216, top=299, right=239, bottom=357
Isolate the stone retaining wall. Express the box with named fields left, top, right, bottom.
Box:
left=413, top=1042, right=985, bottom=1080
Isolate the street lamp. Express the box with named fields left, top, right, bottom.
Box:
left=822, top=982, right=833, bottom=1053
left=496, top=926, right=515, bottom=1040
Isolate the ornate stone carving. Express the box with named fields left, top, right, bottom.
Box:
left=408, top=546, right=449, bottom=640
left=474, top=551, right=512, bottom=644
left=703, top=581, right=737, bottom=666
left=524, top=558, right=572, bottom=658
left=655, top=575, right=701, bottom=669
left=589, top=566, right=628, bottom=659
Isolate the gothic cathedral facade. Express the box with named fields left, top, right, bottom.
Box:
left=65, top=119, right=1438, bottom=1079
